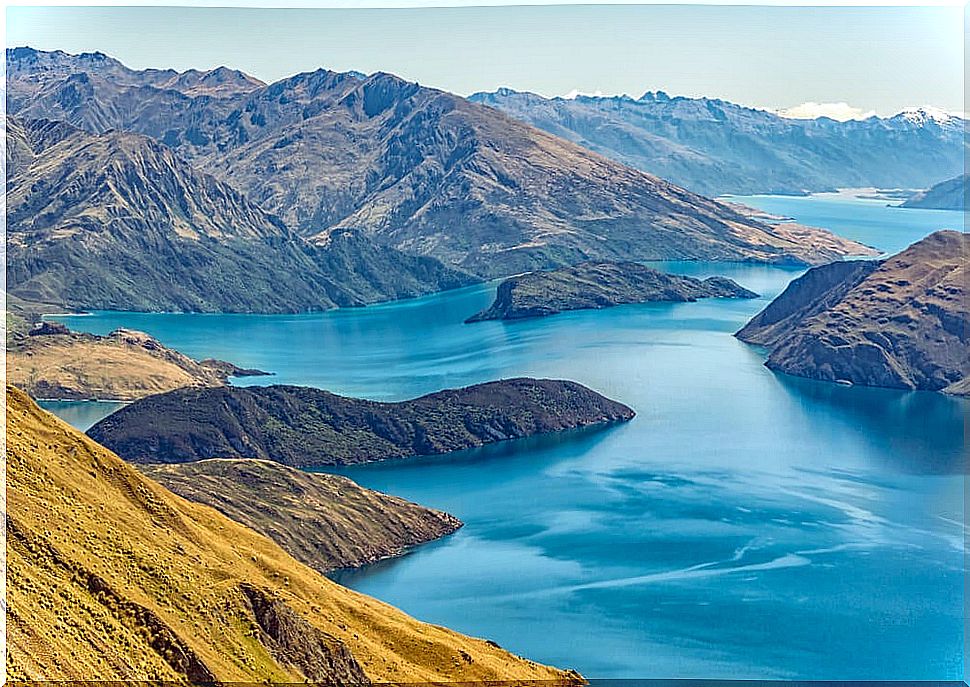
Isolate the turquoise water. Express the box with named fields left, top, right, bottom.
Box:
left=37, top=399, right=126, bottom=429
left=722, top=190, right=965, bottom=256
left=49, top=195, right=965, bottom=678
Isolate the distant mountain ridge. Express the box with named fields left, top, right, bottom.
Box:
left=6, top=46, right=265, bottom=101
left=468, top=88, right=966, bottom=197
left=7, top=47, right=872, bottom=284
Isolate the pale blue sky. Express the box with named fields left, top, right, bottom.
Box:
left=6, top=4, right=964, bottom=116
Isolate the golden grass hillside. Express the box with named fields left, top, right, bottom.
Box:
left=5, top=385, right=579, bottom=683
left=7, top=326, right=265, bottom=401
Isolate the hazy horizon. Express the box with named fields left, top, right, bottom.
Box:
left=7, top=4, right=964, bottom=120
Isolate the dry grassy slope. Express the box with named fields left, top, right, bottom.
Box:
left=140, top=458, right=462, bottom=573
left=6, top=328, right=256, bottom=401
left=5, top=386, right=578, bottom=682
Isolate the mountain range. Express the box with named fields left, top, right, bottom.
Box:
left=6, top=46, right=871, bottom=309
left=469, top=88, right=966, bottom=197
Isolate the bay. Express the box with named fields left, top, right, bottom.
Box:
left=49, top=193, right=965, bottom=678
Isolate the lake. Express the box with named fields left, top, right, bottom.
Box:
left=47, top=193, right=965, bottom=679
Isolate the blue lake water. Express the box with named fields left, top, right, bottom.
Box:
left=47, top=194, right=965, bottom=679
left=722, top=190, right=965, bottom=256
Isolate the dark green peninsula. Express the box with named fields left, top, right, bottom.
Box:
left=88, top=378, right=635, bottom=467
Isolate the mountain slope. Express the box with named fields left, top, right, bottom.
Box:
left=469, top=89, right=966, bottom=197
left=199, top=71, right=871, bottom=274
left=140, top=459, right=462, bottom=573
left=6, top=385, right=575, bottom=682
left=86, top=379, right=635, bottom=467
left=902, top=174, right=968, bottom=210
left=736, top=230, right=968, bottom=393
left=6, top=116, right=475, bottom=312
left=7, top=48, right=873, bottom=277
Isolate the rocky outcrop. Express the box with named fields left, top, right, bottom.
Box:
left=902, top=174, right=968, bottom=210
left=140, top=459, right=462, bottom=573
left=87, top=379, right=635, bottom=467
left=470, top=88, right=966, bottom=197
left=6, top=385, right=576, bottom=682
left=27, top=321, right=71, bottom=336
left=237, top=583, right=369, bottom=684
left=736, top=231, right=969, bottom=394
left=467, top=261, right=758, bottom=322
left=7, top=323, right=269, bottom=401
left=6, top=116, right=476, bottom=313
left=8, top=48, right=874, bottom=280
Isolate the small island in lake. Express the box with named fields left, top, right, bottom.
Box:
left=737, top=230, right=968, bottom=395
left=87, top=378, right=635, bottom=467
left=466, top=261, right=759, bottom=322
left=141, top=459, right=463, bottom=573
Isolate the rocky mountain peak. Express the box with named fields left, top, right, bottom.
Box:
left=894, top=106, right=959, bottom=127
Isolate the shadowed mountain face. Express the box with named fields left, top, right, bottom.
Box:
left=902, top=174, right=968, bottom=210
left=6, top=386, right=574, bottom=682
left=6, top=116, right=476, bottom=312
left=86, top=379, right=636, bottom=467
left=737, top=230, right=969, bottom=394
left=7, top=47, right=872, bottom=279
left=469, top=89, right=966, bottom=197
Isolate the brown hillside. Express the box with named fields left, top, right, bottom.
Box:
left=140, top=458, right=462, bottom=573
left=737, top=230, right=969, bottom=393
